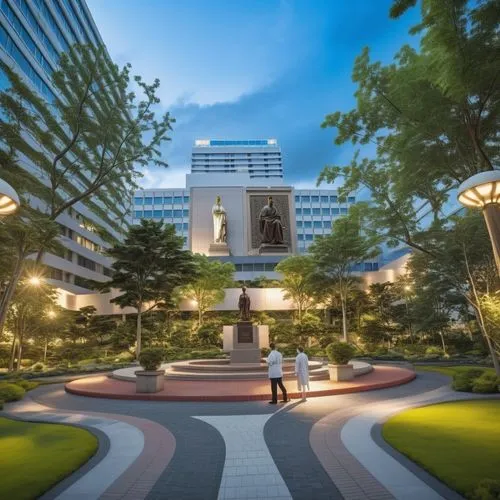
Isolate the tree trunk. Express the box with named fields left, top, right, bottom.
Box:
left=16, top=334, right=23, bottom=371
left=198, top=307, right=203, bottom=326
left=43, top=337, right=48, bottom=364
left=8, top=336, right=17, bottom=372
left=136, top=302, right=142, bottom=359
left=341, top=295, right=348, bottom=342
left=439, top=330, right=447, bottom=355
left=0, top=258, right=24, bottom=337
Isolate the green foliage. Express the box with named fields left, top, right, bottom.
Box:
left=113, top=351, right=135, bottom=363
left=138, top=347, right=165, bottom=371
left=12, top=380, right=39, bottom=391
left=32, top=362, right=45, bottom=372
left=472, top=373, right=499, bottom=394
left=452, top=369, right=485, bottom=392
left=196, top=323, right=222, bottom=347
left=0, top=383, right=25, bottom=402
left=326, top=342, right=356, bottom=365
left=473, top=479, right=500, bottom=500
left=179, top=254, right=235, bottom=324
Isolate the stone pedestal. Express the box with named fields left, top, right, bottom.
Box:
left=135, top=370, right=165, bottom=393
left=328, top=364, right=354, bottom=382
left=209, top=242, right=230, bottom=256
left=259, top=243, right=289, bottom=255
left=223, top=322, right=269, bottom=364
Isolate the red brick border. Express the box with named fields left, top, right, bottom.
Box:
left=65, top=367, right=416, bottom=402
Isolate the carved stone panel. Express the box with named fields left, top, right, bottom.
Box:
left=248, top=194, right=291, bottom=251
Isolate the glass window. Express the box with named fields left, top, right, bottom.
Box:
left=154, top=197, right=163, bottom=204
left=348, top=196, right=356, bottom=203
left=295, top=195, right=300, bottom=202
left=364, top=262, right=373, bottom=271
left=303, top=208, right=311, bottom=215
left=297, top=234, right=304, bottom=240
left=341, top=208, right=348, bottom=215
left=304, top=221, right=312, bottom=228
left=173, top=210, right=183, bottom=218
left=330, top=195, right=338, bottom=203
left=153, top=210, right=162, bottom=218
left=332, top=208, right=340, bottom=215
left=373, top=263, right=379, bottom=271
left=134, top=210, right=142, bottom=218
left=313, top=221, right=322, bottom=228
left=264, top=263, right=276, bottom=271
left=183, top=223, right=189, bottom=230
left=143, top=210, right=152, bottom=218
left=296, top=221, right=303, bottom=228
left=321, top=196, right=329, bottom=203
left=305, top=234, right=313, bottom=241
left=144, top=197, right=152, bottom=205
left=301, top=196, right=310, bottom=203
left=242, top=264, right=253, bottom=272
left=163, top=210, right=172, bottom=217
left=311, top=196, right=319, bottom=202
left=174, top=223, right=182, bottom=231
left=183, top=209, right=189, bottom=217
left=312, top=208, right=320, bottom=215
left=323, top=221, right=331, bottom=229
left=163, top=196, right=172, bottom=204
left=235, top=264, right=243, bottom=272
left=295, top=208, right=302, bottom=216
left=254, top=263, right=265, bottom=272
left=183, top=196, right=190, bottom=203
left=134, top=197, right=143, bottom=205
left=173, top=196, right=183, bottom=204
left=322, top=208, right=329, bottom=215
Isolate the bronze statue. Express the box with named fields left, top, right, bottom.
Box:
left=259, top=196, right=284, bottom=245
left=238, top=286, right=251, bottom=321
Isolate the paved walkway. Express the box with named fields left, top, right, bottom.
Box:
left=2, top=370, right=498, bottom=499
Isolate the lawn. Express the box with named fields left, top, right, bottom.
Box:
left=0, top=417, right=98, bottom=500
left=383, top=400, right=500, bottom=498
left=416, top=364, right=495, bottom=377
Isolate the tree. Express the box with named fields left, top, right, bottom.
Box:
left=104, top=220, right=197, bottom=357
left=180, top=255, right=235, bottom=325
left=310, top=209, right=380, bottom=341
left=0, top=43, right=174, bottom=336
left=318, top=0, right=499, bottom=254
left=276, top=256, right=318, bottom=321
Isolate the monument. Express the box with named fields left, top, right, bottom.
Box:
left=258, top=196, right=288, bottom=254
left=223, top=287, right=269, bottom=364
left=209, top=195, right=230, bottom=256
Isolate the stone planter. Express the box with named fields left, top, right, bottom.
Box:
left=135, top=370, right=165, bottom=393
left=328, top=363, right=354, bottom=382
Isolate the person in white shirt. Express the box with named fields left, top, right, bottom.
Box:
left=295, top=346, right=310, bottom=401
left=267, top=343, right=288, bottom=404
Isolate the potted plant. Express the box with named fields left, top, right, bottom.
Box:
left=326, top=342, right=356, bottom=382
left=136, top=347, right=165, bottom=393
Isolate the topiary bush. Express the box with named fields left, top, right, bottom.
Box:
left=0, top=383, right=25, bottom=402
left=472, top=372, right=500, bottom=394
left=138, top=348, right=165, bottom=371
left=326, top=342, right=356, bottom=365
left=31, top=362, right=45, bottom=372
left=472, top=479, right=500, bottom=500
left=13, top=380, right=39, bottom=391
left=452, top=369, right=486, bottom=392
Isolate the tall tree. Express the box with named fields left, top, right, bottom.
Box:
left=103, top=220, right=196, bottom=357
left=310, top=209, right=380, bottom=341
left=318, top=0, right=500, bottom=254
left=0, top=43, right=174, bottom=335
left=276, top=256, right=318, bottom=321
left=180, top=255, right=235, bottom=325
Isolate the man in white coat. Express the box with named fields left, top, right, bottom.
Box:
left=295, top=346, right=310, bottom=401
left=267, top=343, right=289, bottom=404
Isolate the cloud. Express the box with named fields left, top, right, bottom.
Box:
left=138, top=166, right=189, bottom=190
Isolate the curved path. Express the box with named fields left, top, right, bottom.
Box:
left=2, top=370, right=497, bottom=499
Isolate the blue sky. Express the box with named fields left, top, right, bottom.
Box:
left=86, top=0, right=420, bottom=189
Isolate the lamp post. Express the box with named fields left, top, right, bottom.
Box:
left=458, top=171, right=500, bottom=274
left=0, top=178, right=20, bottom=215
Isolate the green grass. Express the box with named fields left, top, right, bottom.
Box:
left=383, top=400, right=500, bottom=498
left=0, top=417, right=98, bottom=500
left=416, top=364, right=495, bottom=377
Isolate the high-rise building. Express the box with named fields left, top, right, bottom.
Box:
left=0, top=0, right=122, bottom=296
left=133, top=139, right=381, bottom=280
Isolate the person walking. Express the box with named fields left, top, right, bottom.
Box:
left=267, top=343, right=288, bottom=404
left=295, top=346, right=310, bottom=401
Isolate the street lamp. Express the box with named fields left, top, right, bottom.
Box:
left=0, top=178, right=20, bottom=215
left=458, top=171, right=500, bottom=274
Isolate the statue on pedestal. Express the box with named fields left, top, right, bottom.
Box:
left=259, top=196, right=284, bottom=245
left=212, top=195, right=227, bottom=243
left=238, top=286, right=251, bottom=321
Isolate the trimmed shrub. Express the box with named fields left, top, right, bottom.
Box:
left=473, top=479, right=500, bottom=500
left=13, top=380, right=39, bottom=391
left=472, top=373, right=500, bottom=394
left=138, top=348, right=164, bottom=371
left=425, top=346, right=443, bottom=356
left=326, top=342, right=356, bottom=365
left=114, top=351, right=135, bottom=362
left=31, top=362, right=45, bottom=372
left=0, top=383, right=25, bottom=402
left=452, top=369, right=485, bottom=392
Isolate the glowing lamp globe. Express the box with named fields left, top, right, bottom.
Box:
left=0, top=179, right=20, bottom=215
left=458, top=171, right=500, bottom=274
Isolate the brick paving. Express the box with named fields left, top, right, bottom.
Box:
left=65, top=365, right=416, bottom=402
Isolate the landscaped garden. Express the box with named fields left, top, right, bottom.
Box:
left=0, top=417, right=98, bottom=500
left=383, top=400, right=500, bottom=499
